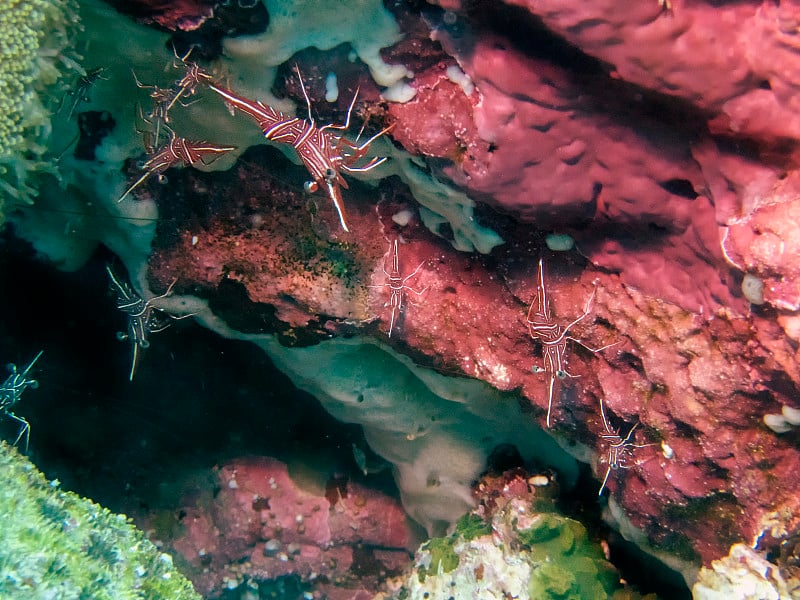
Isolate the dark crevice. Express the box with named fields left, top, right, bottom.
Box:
left=426, top=0, right=712, bottom=149
left=0, top=229, right=392, bottom=521
left=659, top=178, right=699, bottom=199
left=560, top=462, right=692, bottom=599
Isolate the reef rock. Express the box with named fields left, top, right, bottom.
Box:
left=692, top=543, right=800, bottom=600
left=137, top=0, right=800, bottom=579
left=391, top=468, right=644, bottom=599
left=142, top=456, right=413, bottom=598
left=7, top=0, right=800, bottom=593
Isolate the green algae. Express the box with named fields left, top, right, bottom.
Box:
left=454, top=512, right=491, bottom=541
left=401, top=497, right=645, bottom=599
left=0, top=441, right=200, bottom=599
left=418, top=536, right=459, bottom=581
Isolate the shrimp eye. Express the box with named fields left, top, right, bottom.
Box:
left=304, top=180, right=318, bottom=193
left=324, top=168, right=336, bottom=181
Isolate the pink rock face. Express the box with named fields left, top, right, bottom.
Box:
left=389, top=21, right=738, bottom=313
left=104, top=0, right=214, bottom=31
left=143, top=0, right=800, bottom=576
left=388, top=64, right=483, bottom=162
left=145, top=456, right=413, bottom=597
left=722, top=172, right=800, bottom=311
left=503, top=0, right=800, bottom=144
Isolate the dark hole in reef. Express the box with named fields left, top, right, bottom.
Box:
left=594, top=315, right=612, bottom=329
left=761, top=368, right=799, bottom=401
left=209, top=278, right=280, bottom=335
left=351, top=544, right=402, bottom=578
left=252, top=496, right=271, bottom=511
left=658, top=178, right=698, bottom=199
left=561, top=462, right=692, bottom=599
left=648, top=222, right=669, bottom=234
left=485, top=443, right=524, bottom=474
left=619, top=351, right=645, bottom=375
left=243, top=574, right=307, bottom=599
left=761, top=530, right=800, bottom=570
left=167, top=0, right=269, bottom=61
left=437, top=220, right=455, bottom=242
left=74, top=110, right=116, bottom=161
left=673, top=418, right=704, bottom=439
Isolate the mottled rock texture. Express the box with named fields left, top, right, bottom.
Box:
left=141, top=0, right=800, bottom=577
left=143, top=456, right=412, bottom=598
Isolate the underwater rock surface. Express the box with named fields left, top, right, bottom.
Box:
left=3, top=0, right=800, bottom=596
left=144, top=1, right=800, bottom=569
left=140, top=455, right=413, bottom=598
left=392, top=468, right=656, bottom=599
left=692, top=543, right=800, bottom=600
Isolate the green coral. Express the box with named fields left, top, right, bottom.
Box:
left=454, top=512, right=492, bottom=541
left=517, top=514, right=619, bottom=599
left=418, top=537, right=459, bottom=581
left=415, top=513, right=493, bottom=582
left=0, top=0, right=81, bottom=218
left=0, top=441, right=200, bottom=599
left=399, top=496, right=648, bottom=599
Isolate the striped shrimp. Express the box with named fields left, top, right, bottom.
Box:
left=118, top=129, right=235, bottom=202
left=526, top=258, right=618, bottom=427
left=207, top=66, right=393, bottom=232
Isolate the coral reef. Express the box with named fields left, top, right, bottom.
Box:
left=0, top=0, right=82, bottom=217
left=0, top=441, right=199, bottom=599
left=721, top=171, right=800, bottom=311
left=144, top=147, right=800, bottom=569
left=392, top=468, right=647, bottom=599
left=139, top=455, right=413, bottom=598
left=103, top=0, right=215, bottom=32
left=692, top=543, right=800, bottom=600
left=4, top=0, right=800, bottom=596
